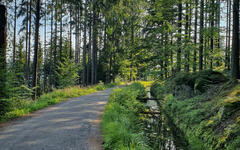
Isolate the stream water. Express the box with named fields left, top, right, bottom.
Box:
left=143, top=90, right=186, bottom=150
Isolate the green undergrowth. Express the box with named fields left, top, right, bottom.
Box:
left=0, top=82, right=117, bottom=123
left=137, top=81, right=154, bottom=88
left=102, top=82, right=152, bottom=150
left=151, top=70, right=240, bottom=149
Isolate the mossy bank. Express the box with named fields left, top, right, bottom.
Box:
left=151, top=70, right=240, bottom=149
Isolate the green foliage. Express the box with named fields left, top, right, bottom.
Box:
left=192, top=70, right=228, bottom=93
left=150, top=82, right=165, bottom=99
left=56, top=58, right=79, bottom=89
left=164, top=70, right=228, bottom=98
left=9, top=85, right=33, bottom=100
left=102, top=85, right=151, bottom=150
left=0, top=99, right=11, bottom=117
left=95, top=81, right=106, bottom=90
left=129, top=82, right=147, bottom=99
left=151, top=76, right=240, bottom=149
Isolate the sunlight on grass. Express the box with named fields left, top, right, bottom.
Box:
left=102, top=83, right=152, bottom=150
left=0, top=83, right=117, bottom=123
left=137, top=81, right=154, bottom=88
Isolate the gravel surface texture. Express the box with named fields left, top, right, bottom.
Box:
left=0, top=88, right=114, bottom=150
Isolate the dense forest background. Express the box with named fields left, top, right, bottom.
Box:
left=0, top=0, right=239, bottom=100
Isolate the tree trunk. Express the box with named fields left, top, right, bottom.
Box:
left=193, top=0, right=198, bottom=72
left=54, top=0, right=58, bottom=87
left=228, top=0, right=232, bottom=70
left=27, top=0, right=32, bottom=86
left=199, top=0, right=204, bottom=71
left=0, top=4, right=7, bottom=98
left=88, top=9, right=92, bottom=85
left=49, top=0, right=54, bottom=90
left=92, top=0, right=98, bottom=84
left=75, top=11, right=79, bottom=64
left=13, top=0, right=17, bottom=64
left=231, top=0, right=239, bottom=79
left=177, top=0, right=182, bottom=72
left=43, top=0, right=47, bottom=92
left=184, top=2, right=189, bottom=72
left=69, top=5, right=72, bottom=59
left=82, top=1, right=87, bottom=85
left=59, top=0, right=63, bottom=62
left=25, top=0, right=29, bottom=82
left=210, top=0, right=215, bottom=70
left=32, top=0, right=41, bottom=100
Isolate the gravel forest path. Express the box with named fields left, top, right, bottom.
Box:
left=0, top=88, right=114, bottom=150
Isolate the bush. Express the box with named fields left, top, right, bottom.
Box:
left=173, top=72, right=195, bottom=88
left=56, top=58, right=79, bottom=89
left=192, top=70, right=228, bottom=93
left=95, top=81, right=105, bottom=90
left=129, top=82, right=147, bottom=99
left=150, top=82, right=165, bottom=99
left=163, top=70, right=228, bottom=98
left=0, top=99, right=11, bottom=117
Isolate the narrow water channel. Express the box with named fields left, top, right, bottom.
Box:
left=143, top=90, right=187, bottom=150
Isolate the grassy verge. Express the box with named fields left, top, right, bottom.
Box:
left=137, top=81, right=154, bottom=88
left=151, top=71, right=240, bottom=149
left=102, top=83, right=152, bottom=150
left=0, top=83, right=117, bottom=123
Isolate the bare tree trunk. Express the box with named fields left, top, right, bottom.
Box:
left=231, top=0, right=239, bottom=79
left=82, top=1, right=87, bottom=85
left=92, top=0, right=98, bottom=84
left=88, top=9, right=92, bottom=85
left=177, top=0, right=182, bottom=72
left=193, top=0, right=198, bottom=72
left=43, top=0, right=47, bottom=92
left=49, top=0, right=54, bottom=90
left=225, top=0, right=229, bottom=69
left=199, top=0, right=204, bottom=71
left=13, top=0, right=17, bottom=64
left=25, top=0, right=29, bottom=82
left=228, top=0, right=232, bottom=70
left=0, top=4, right=7, bottom=98
left=210, top=0, right=215, bottom=70
left=54, top=0, right=58, bottom=87
left=69, top=5, right=72, bottom=59
left=59, top=0, right=63, bottom=61
left=27, top=0, right=32, bottom=86
left=75, top=11, right=79, bottom=64
left=184, top=2, right=189, bottom=72
left=32, top=0, right=41, bottom=100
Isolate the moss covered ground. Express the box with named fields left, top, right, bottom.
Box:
left=151, top=71, right=240, bottom=149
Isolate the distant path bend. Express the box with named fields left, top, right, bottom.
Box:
left=0, top=88, right=114, bottom=150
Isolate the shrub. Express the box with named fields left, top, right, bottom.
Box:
left=192, top=70, right=228, bottom=93
left=150, top=82, right=165, bottom=99
left=129, top=82, right=147, bottom=99
left=56, top=58, right=79, bottom=89
left=173, top=72, right=195, bottom=88
left=95, top=81, right=105, bottom=90
left=163, top=70, right=228, bottom=98
left=0, top=99, right=11, bottom=117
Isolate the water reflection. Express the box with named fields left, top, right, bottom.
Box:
left=143, top=91, right=176, bottom=150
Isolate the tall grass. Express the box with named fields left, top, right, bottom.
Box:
left=0, top=83, right=117, bottom=123
left=102, top=83, right=152, bottom=150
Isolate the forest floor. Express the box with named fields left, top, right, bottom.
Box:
left=0, top=88, right=114, bottom=150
